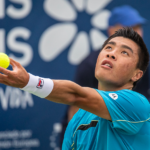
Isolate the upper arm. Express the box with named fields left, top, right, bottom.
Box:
left=73, top=87, right=111, bottom=120
left=70, top=88, right=150, bottom=135
left=47, top=80, right=150, bottom=134
left=47, top=80, right=111, bottom=120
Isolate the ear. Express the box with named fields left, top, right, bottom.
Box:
left=131, top=69, right=143, bottom=82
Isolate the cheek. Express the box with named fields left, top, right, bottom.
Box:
left=119, top=62, right=135, bottom=75
left=123, top=63, right=131, bottom=69
left=97, top=52, right=103, bottom=61
left=95, top=53, right=104, bottom=77
left=95, top=53, right=103, bottom=68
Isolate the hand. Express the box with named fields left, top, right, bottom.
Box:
left=0, top=58, right=29, bottom=88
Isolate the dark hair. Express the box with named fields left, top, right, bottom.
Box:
left=101, top=27, right=149, bottom=88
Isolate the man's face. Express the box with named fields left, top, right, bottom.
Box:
left=95, top=36, right=140, bottom=87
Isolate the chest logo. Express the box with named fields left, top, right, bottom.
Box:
left=109, top=93, right=118, bottom=100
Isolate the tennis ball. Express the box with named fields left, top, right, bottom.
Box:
left=0, top=53, right=10, bottom=69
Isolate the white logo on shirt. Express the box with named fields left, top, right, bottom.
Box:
left=109, top=93, right=118, bottom=100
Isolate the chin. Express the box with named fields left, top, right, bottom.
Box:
left=95, top=70, right=127, bottom=86
left=96, top=71, right=111, bottom=81
left=97, top=75, right=124, bottom=87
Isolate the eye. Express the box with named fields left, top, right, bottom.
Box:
left=105, top=46, right=112, bottom=50
left=122, top=51, right=128, bottom=55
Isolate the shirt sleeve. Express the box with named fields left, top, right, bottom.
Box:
left=96, top=89, right=150, bottom=135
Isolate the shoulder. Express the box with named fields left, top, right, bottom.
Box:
left=96, top=89, right=150, bottom=115
left=95, top=89, right=150, bottom=134
left=118, top=89, right=149, bottom=107
left=96, top=89, right=149, bottom=104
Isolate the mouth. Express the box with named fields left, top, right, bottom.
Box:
left=101, top=60, right=113, bottom=69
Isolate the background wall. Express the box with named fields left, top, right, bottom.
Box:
left=0, top=0, right=150, bottom=150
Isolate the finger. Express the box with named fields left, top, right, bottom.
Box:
left=0, top=71, right=16, bottom=85
left=0, top=73, right=10, bottom=84
left=0, top=67, right=11, bottom=76
left=0, top=78, right=10, bottom=86
left=10, top=58, right=19, bottom=69
left=10, top=58, right=21, bottom=67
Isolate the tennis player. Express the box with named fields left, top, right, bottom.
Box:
left=0, top=28, right=149, bottom=149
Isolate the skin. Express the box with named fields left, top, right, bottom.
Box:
left=95, top=37, right=143, bottom=91
left=0, top=36, right=143, bottom=121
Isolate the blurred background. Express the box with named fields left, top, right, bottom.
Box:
left=0, top=0, right=150, bottom=150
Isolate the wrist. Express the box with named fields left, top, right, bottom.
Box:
left=20, top=73, right=30, bottom=88
left=20, top=73, right=54, bottom=98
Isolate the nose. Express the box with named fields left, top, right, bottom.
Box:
left=106, top=54, right=116, bottom=60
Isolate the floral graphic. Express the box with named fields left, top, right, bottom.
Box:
left=39, top=0, right=111, bottom=65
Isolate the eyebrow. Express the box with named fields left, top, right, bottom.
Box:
left=106, top=41, right=133, bottom=53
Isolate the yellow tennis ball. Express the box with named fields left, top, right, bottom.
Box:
left=0, top=53, right=10, bottom=69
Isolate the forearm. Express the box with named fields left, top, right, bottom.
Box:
left=20, top=73, right=108, bottom=119
left=46, top=80, right=84, bottom=105
left=21, top=73, right=85, bottom=105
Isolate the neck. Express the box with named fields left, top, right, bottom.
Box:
left=98, top=81, right=133, bottom=91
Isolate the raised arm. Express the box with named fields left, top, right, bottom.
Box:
left=46, top=80, right=111, bottom=120
left=0, top=58, right=111, bottom=120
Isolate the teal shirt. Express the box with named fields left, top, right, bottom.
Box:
left=62, top=89, right=150, bottom=150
